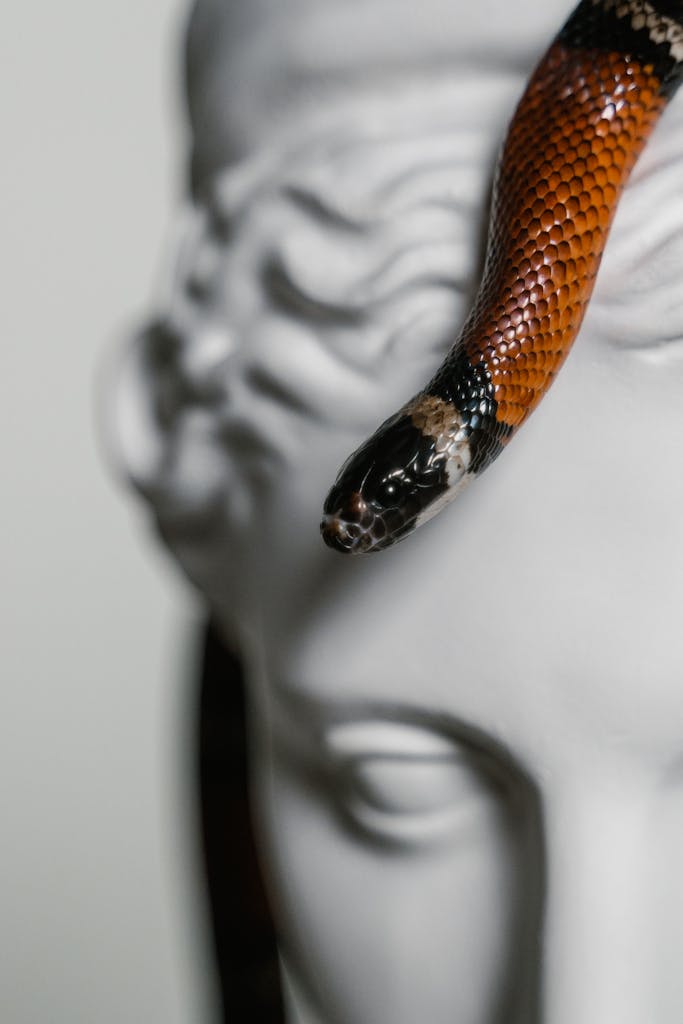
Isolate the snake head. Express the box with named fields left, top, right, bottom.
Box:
left=321, top=412, right=454, bottom=554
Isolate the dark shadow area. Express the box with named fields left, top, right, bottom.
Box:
left=197, top=621, right=285, bottom=1023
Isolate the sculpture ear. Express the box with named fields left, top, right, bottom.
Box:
left=99, top=325, right=172, bottom=498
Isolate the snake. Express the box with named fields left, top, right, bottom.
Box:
left=320, top=0, right=683, bottom=554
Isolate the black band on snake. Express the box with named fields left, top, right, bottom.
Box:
left=321, top=0, right=683, bottom=554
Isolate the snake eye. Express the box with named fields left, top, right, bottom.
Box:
left=375, top=475, right=409, bottom=509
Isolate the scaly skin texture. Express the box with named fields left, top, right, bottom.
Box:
left=322, top=0, right=683, bottom=554
left=457, top=43, right=665, bottom=433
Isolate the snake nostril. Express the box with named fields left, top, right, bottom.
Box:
left=321, top=515, right=356, bottom=553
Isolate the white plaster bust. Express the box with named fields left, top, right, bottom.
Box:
left=108, top=1, right=683, bottom=1020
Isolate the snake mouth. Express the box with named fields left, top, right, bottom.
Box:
left=320, top=490, right=388, bottom=554
left=320, top=490, right=417, bottom=554
left=320, top=514, right=369, bottom=553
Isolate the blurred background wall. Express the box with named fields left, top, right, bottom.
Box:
left=1, top=2, right=219, bottom=1020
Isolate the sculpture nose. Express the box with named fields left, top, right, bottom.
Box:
left=175, top=322, right=235, bottom=402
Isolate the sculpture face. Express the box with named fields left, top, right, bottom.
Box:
left=108, top=0, right=683, bottom=1020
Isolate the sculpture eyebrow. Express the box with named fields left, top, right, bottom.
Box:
left=281, top=183, right=372, bottom=234
left=261, top=251, right=366, bottom=327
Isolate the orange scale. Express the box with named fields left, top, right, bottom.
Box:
left=584, top=206, right=600, bottom=230
left=556, top=240, right=572, bottom=261
left=595, top=117, right=612, bottom=138
left=527, top=249, right=543, bottom=271
left=573, top=221, right=591, bottom=244
left=603, top=176, right=619, bottom=197
left=510, top=278, right=526, bottom=297
left=563, top=236, right=580, bottom=260
left=617, top=130, right=635, bottom=151
left=520, top=239, right=538, bottom=261
left=544, top=242, right=559, bottom=263
left=560, top=307, right=574, bottom=330
left=565, top=195, right=581, bottom=217
left=575, top=254, right=589, bottom=276
left=549, top=224, right=564, bottom=245
left=540, top=209, right=555, bottom=231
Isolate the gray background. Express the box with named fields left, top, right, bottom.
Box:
left=1, top=2, right=217, bottom=1020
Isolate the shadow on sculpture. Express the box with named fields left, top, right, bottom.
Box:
left=196, top=623, right=284, bottom=1022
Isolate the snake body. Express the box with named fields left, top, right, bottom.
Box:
left=321, top=0, right=683, bottom=554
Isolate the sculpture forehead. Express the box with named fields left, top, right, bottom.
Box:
left=185, top=0, right=570, bottom=177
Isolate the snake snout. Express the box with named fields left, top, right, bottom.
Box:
left=320, top=491, right=377, bottom=554
left=320, top=515, right=359, bottom=553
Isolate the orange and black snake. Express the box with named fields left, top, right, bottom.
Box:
left=321, top=0, right=683, bottom=553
